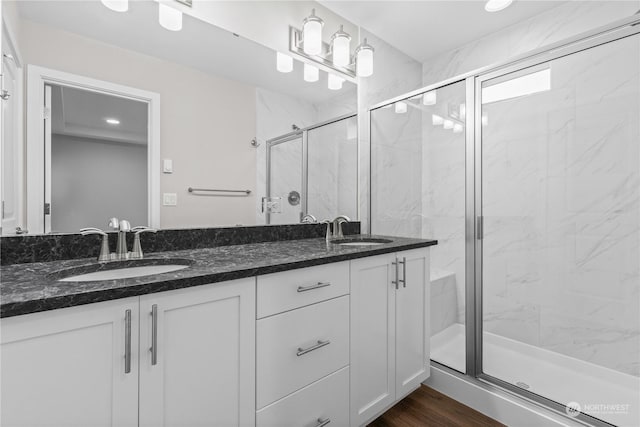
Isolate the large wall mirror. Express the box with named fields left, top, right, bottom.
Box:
left=1, top=0, right=358, bottom=236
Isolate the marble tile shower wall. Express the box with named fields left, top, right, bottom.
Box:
left=422, top=1, right=640, bottom=86
left=360, top=29, right=423, bottom=234
left=419, top=1, right=640, bottom=376
left=255, top=88, right=355, bottom=225
left=482, top=34, right=640, bottom=375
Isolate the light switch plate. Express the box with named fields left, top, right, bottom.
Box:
left=163, top=159, right=173, bottom=173
left=163, top=193, right=177, bottom=206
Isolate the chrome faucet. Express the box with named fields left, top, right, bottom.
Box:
left=109, top=217, right=131, bottom=260
left=332, top=215, right=351, bottom=239
left=301, top=214, right=317, bottom=224
left=320, top=219, right=332, bottom=242
left=80, top=228, right=111, bottom=262
left=130, top=226, right=157, bottom=259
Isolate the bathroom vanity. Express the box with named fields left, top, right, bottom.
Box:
left=0, top=233, right=436, bottom=427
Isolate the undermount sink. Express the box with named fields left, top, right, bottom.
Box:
left=331, top=237, right=393, bottom=247
left=54, top=259, right=192, bottom=282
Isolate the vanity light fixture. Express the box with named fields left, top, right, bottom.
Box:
left=158, top=3, right=183, bottom=31
left=304, top=63, right=319, bottom=82
left=276, top=52, right=294, bottom=73
left=105, top=118, right=121, bottom=125
left=443, top=119, right=454, bottom=130
left=432, top=114, right=444, bottom=126
left=101, top=0, right=128, bottom=12
left=423, top=90, right=437, bottom=106
left=288, top=9, right=374, bottom=81
left=485, top=0, right=513, bottom=12
left=328, top=73, right=344, bottom=90
left=453, top=123, right=464, bottom=133
left=331, top=25, right=351, bottom=67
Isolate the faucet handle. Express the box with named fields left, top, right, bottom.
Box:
left=130, top=227, right=157, bottom=259
left=119, top=220, right=131, bottom=232
left=108, top=217, right=119, bottom=230
left=80, top=228, right=111, bottom=262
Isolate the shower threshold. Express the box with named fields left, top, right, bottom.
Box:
left=431, top=323, right=639, bottom=426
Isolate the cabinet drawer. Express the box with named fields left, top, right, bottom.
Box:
left=257, top=262, right=349, bottom=318
left=256, top=296, right=349, bottom=409
left=257, top=367, right=349, bottom=427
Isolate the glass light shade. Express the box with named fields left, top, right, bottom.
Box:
left=443, top=119, right=454, bottom=130
left=356, top=44, right=374, bottom=77
left=459, top=103, right=466, bottom=120
left=482, top=112, right=489, bottom=126
left=485, top=0, right=513, bottom=12
left=328, top=74, right=344, bottom=90
left=159, top=3, right=182, bottom=31
left=453, top=123, right=463, bottom=133
left=395, top=102, right=407, bottom=114
left=101, top=0, right=128, bottom=12
left=432, top=114, right=444, bottom=126
left=303, top=9, right=324, bottom=55
left=304, top=63, right=319, bottom=82
left=423, top=90, right=437, bottom=105
left=332, top=26, right=351, bottom=67
left=276, top=52, right=293, bottom=73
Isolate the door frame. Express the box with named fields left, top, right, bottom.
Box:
left=1, top=14, right=25, bottom=235
left=26, top=65, right=161, bottom=234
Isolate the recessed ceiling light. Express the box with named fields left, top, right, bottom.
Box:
left=105, top=118, right=120, bottom=125
left=485, top=0, right=513, bottom=12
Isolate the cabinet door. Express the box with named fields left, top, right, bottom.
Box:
left=395, top=248, right=430, bottom=398
left=139, top=278, right=256, bottom=427
left=350, top=253, right=396, bottom=426
left=0, top=298, right=139, bottom=427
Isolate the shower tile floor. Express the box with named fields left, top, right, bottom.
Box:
left=431, top=323, right=640, bottom=426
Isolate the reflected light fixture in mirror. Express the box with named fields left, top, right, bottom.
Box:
left=158, top=3, right=183, bottom=31
left=105, top=118, right=121, bottom=125
left=304, top=63, right=319, bottom=82
left=395, top=102, right=407, bottom=114
left=302, top=9, right=324, bottom=55
left=328, top=74, right=344, bottom=90
left=331, top=25, right=351, bottom=67
left=101, top=0, right=128, bottom=12
left=276, top=52, right=293, bottom=73
left=453, top=123, right=463, bottom=133
left=423, top=90, right=437, bottom=105
left=485, top=0, right=513, bottom=12
left=443, top=119, right=454, bottom=130
left=432, top=114, right=444, bottom=125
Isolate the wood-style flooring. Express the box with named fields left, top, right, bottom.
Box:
left=368, top=385, right=506, bottom=427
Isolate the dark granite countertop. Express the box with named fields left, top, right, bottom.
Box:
left=1, top=235, right=436, bottom=318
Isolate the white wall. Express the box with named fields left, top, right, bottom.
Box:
left=18, top=19, right=257, bottom=229
left=51, top=135, right=147, bottom=232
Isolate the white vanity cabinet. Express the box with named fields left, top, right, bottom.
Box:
left=138, top=277, right=256, bottom=427
left=0, top=297, right=140, bottom=427
left=350, top=248, right=430, bottom=426
left=255, top=262, right=351, bottom=427
left=0, top=278, right=256, bottom=427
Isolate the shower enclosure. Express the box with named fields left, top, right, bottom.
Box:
left=266, top=114, right=358, bottom=224
left=370, top=16, right=639, bottom=427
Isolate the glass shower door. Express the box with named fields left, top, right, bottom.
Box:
left=479, top=33, right=640, bottom=426
left=267, top=135, right=303, bottom=224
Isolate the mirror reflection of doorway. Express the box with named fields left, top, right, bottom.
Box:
left=47, top=84, right=148, bottom=233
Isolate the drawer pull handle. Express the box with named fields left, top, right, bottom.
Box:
left=297, top=282, right=331, bottom=292
left=150, top=304, right=158, bottom=366
left=124, top=309, right=132, bottom=374
left=297, top=339, right=331, bottom=356
left=316, top=418, right=331, bottom=427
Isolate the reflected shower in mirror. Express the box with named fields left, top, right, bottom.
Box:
left=0, top=0, right=357, bottom=236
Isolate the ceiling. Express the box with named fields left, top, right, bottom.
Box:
left=51, top=85, right=148, bottom=145
left=319, top=0, right=569, bottom=62
left=16, top=1, right=356, bottom=105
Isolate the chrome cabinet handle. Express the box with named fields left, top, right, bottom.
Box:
left=316, top=418, right=331, bottom=427
left=399, top=257, right=407, bottom=288
left=296, top=339, right=330, bottom=356
left=297, top=282, right=331, bottom=292
left=124, top=309, right=132, bottom=374
left=392, top=258, right=399, bottom=289
left=150, top=304, right=158, bottom=366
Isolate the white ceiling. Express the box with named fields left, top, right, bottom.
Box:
left=319, top=0, right=569, bottom=62
left=16, top=1, right=356, bottom=105
left=51, top=85, right=148, bottom=145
